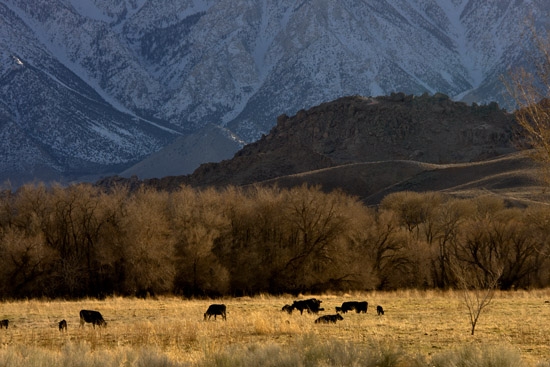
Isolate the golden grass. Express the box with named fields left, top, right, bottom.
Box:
left=0, top=290, right=549, bottom=366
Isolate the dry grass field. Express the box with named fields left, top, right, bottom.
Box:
left=0, top=290, right=549, bottom=366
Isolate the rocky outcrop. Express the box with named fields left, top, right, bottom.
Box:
left=97, top=93, right=518, bottom=191
left=185, top=94, right=516, bottom=186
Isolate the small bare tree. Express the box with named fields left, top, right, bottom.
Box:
left=452, top=262, right=502, bottom=335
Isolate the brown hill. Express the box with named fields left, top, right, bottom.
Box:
left=258, top=152, right=547, bottom=206
left=97, top=93, right=548, bottom=205
left=183, top=93, right=516, bottom=187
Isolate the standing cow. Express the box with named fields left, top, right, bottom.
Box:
left=377, top=305, right=385, bottom=315
left=355, top=301, right=368, bottom=313
left=0, top=319, right=8, bottom=329
left=337, top=301, right=368, bottom=313
left=204, top=304, right=227, bottom=321
left=338, top=301, right=359, bottom=313
left=59, top=319, right=67, bottom=332
left=292, top=298, right=323, bottom=314
left=79, top=310, right=107, bottom=328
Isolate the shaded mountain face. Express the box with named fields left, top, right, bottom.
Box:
left=0, top=2, right=177, bottom=186
left=98, top=93, right=520, bottom=194
left=1, top=0, right=548, bottom=185
left=119, top=124, right=244, bottom=179
left=187, top=93, right=518, bottom=185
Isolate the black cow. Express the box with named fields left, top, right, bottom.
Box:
left=377, top=305, right=385, bottom=315
left=282, top=304, right=294, bottom=314
left=355, top=301, right=368, bottom=313
left=292, top=298, right=323, bottom=315
left=59, top=319, right=67, bottom=331
left=0, top=319, right=8, bottom=329
left=79, top=310, right=107, bottom=328
left=338, top=301, right=368, bottom=313
left=339, top=301, right=359, bottom=313
left=315, top=314, right=344, bottom=324
left=204, top=304, right=226, bottom=321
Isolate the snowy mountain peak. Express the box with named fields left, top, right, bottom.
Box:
left=0, top=0, right=548, bottom=185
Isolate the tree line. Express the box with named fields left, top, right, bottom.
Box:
left=0, top=183, right=549, bottom=299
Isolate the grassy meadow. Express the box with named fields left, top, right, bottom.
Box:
left=0, top=290, right=549, bottom=366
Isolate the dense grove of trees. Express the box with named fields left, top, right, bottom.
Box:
left=0, top=183, right=549, bottom=299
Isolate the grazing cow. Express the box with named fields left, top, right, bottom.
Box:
left=377, top=305, right=385, bottom=315
left=282, top=304, right=294, bottom=314
left=79, top=310, right=107, bottom=328
left=0, top=319, right=8, bottom=329
left=315, top=314, right=344, bottom=324
left=339, top=301, right=359, bottom=313
left=355, top=301, right=368, bottom=313
left=59, top=319, right=67, bottom=332
left=204, top=304, right=227, bottom=321
left=292, top=298, right=323, bottom=315
left=338, top=301, right=368, bottom=313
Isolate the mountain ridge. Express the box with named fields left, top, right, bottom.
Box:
left=1, top=0, right=548, bottom=185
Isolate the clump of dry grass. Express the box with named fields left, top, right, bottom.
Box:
left=0, top=343, right=186, bottom=367
left=199, top=333, right=407, bottom=367
left=430, top=344, right=523, bottom=367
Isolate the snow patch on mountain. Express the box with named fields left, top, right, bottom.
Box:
left=69, top=0, right=112, bottom=22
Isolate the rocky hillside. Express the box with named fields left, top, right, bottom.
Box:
left=96, top=93, right=545, bottom=205
left=188, top=93, right=516, bottom=183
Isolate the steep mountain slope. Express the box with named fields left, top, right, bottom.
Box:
left=0, top=2, right=178, bottom=186
left=120, top=124, right=244, bottom=179
left=1, top=0, right=548, bottom=184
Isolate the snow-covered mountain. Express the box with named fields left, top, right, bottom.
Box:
left=0, top=0, right=548, bottom=185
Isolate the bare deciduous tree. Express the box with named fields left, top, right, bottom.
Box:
left=278, top=185, right=353, bottom=292
left=170, top=186, right=230, bottom=296
left=380, top=191, right=434, bottom=237
left=362, top=210, right=412, bottom=289
left=117, top=188, right=175, bottom=297
left=452, top=262, right=502, bottom=335
left=0, top=228, right=56, bottom=297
